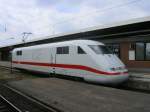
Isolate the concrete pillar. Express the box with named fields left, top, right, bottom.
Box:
left=120, top=42, right=130, bottom=67
left=0, top=52, right=1, bottom=60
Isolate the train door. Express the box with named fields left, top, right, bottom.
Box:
left=50, top=47, right=56, bottom=75
left=16, top=50, right=22, bottom=67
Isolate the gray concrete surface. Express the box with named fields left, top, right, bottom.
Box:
left=1, top=60, right=150, bottom=91
left=8, top=78, right=150, bottom=112
left=129, top=68, right=150, bottom=73
left=1, top=61, right=150, bottom=91
left=0, top=66, right=37, bottom=81
left=0, top=61, right=11, bottom=68
left=125, top=72, right=150, bottom=91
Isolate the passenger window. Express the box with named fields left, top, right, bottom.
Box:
left=20, top=51, right=22, bottom=55
left=63, top=46, right=69, bottom=54
left=57, top=46, right=69, bottom=54
left=16, top=51, right=19, bottom=55
left=16, top=51, right=22, bottom=56
left=57, top=47, right=62, bottom=54
left=78, top=46, right=86, bottom=54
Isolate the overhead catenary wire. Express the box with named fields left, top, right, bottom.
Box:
left=1, top=0, right=143, bottom=42
left=53, top=0, right=143, bottom=25
left=39, top=0, right=143, bottom=35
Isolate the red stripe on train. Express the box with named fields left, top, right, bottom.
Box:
left=12, top=61, right=128, bottom=76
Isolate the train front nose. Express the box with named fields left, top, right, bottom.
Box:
left=84, top=71, right=129, bottom=85
left=108, top=67, right=129, bottom=84
left=99, top=73, right=129, bottom=85
left=113, top=72, right=129, bottom=84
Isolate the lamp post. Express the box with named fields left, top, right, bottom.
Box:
left=7, top=37, right=15, bottom=74
left=22, top=32, right=32, bottom=46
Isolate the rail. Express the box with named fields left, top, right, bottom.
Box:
left=0, top=94, right=22, bottom=112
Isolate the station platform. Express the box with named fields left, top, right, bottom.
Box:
left=0, top=61, right=11, bottom=68
left=124, top=72, right=150, bottom=91
left=1, top=61, right=150, bottom=91
left=7, top=78, right=150, bottom=112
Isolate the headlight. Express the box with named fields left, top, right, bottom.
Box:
left=110, top=66, right=126, bottom=71
left=110, top=68, right=116, bottom=71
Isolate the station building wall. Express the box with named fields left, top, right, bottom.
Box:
left=110, top=42, right=150, bottom=69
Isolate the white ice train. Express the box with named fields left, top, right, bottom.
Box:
left=12, top=40, right=129, bottom=84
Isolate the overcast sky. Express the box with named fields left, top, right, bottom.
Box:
left=0, top=0, right=150, bottom=46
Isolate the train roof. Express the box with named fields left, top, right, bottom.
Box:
left=13, top=40, right=104, bottom=51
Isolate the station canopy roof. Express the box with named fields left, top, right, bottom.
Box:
left=0, top=16, right=150, bottom=49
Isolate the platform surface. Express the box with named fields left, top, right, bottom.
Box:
left=8, top=78, right=150, bottom=112
left=1, top=60, right=150, bottom=91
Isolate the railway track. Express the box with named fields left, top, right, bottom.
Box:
left=0, top=84, right=61, bottom=112
left=0, top=94, right=21, bottom=112
left=0, top=66, right=62, bottom=112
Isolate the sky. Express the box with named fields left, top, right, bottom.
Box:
left=0, top=0, right=150, bottom=46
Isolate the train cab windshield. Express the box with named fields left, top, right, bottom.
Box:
left=88, top=45, right=112, bottom=54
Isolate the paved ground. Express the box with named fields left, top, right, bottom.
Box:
left=130, top=72, right=150, bottom=78
left=8, top=78, right=150, bottom=112
left=1, top=61, right=150, bottom=91
left=0, top=66, right=37, bottom=81
left=1, top=61, right=150, bottom=112
left=0, top=61, right=11, bottom=68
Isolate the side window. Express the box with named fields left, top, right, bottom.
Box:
left=63, top=46, right=69, bottom=54
left=16, top=50, right=22, bottom=56
left=57, top=46, right=69, bottom=54
left=16, top=51, right=19, bottom=55
left=78, top=46, right=86, bottom=54
left=135, top=43, right=144, bottom=60
left=20, top=51, right=22, bottom=55
left=146, top=43, right=150, bottom=60
left=57, top=47, right=62, bottom=54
